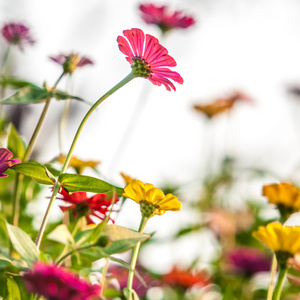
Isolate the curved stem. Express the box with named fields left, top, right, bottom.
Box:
left=272, top=265, right=288, bottom=300
left=127, top=216, right=148, bottom=299
left=35, top=72, right=135, bottom=249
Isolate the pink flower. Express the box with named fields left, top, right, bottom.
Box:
left=139, top=4, right=195, bottom=33
left=0, top=148, right=21, bottom=178
left=1, top=23, right=35, bottom=50
left=49, top=53, right=93, bottom=74
left=58, top=188, right=118, bottom=224
left=23, top=262, right=101, bottom=300
left=117, top=28, right=183, bottom=91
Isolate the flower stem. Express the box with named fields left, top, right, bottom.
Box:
left=35, top=72, right=136, bottom=249
left=267, top=255, right=277, bottom=300
left=272, top=265, right=288, bottom=300
left=126, top=216, right=148, bottom=299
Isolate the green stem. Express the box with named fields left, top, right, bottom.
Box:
left=267, top=255, right=278, bottom=300
left=127, top=216, right=148, bottom=299
left=272, top=265, right=288, bottom=300
left=35, top=72, right=135, bottom=249
left=12, top=72, right=65, bottom=227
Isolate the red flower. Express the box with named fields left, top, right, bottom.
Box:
left=117, top=28, right=183, bottom=91
left=162, top=267, right=210, bottom=290
left=1, top=23, right=35, bottom=50
left=49, top=53, right=93, bottom=74
left=139, top=4, right=195, bottom=33
left=23, top=262, right=101, bottom=300
left=58, top=188, right=118, bottom=224
left=0, top=148, right=21, bottom=178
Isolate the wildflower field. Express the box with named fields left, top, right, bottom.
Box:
left=1, top=1, right=300, bottom=299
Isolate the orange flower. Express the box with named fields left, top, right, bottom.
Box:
left=58, top=155, right=100, bottom=174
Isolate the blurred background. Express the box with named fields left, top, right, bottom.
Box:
left=2, top=0, right=300, bottom=292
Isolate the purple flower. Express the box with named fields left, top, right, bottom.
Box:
left=22, top=262, right=101, bottom=300
left=1, top=22, right=35, bottom=50
left=49, top=53, right=93, bottom=74
left=227, top=246, right=271, bottom=276
left=0, top=148, right=21, bottom=178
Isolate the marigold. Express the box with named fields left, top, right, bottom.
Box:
left=0, top=148, right=21, bottom=178
left=117, top=28, right=183, bottom=91
left=253, top=222, right=300, bottom=266
left=139, top=3, right=195, bottom=33
left=23, top=262, right=101, bottom=300
left=262, top=182, right=300, bottom=213
left=123, top=180, right=181, bottom=218
left=58, top=188, right=118, bottom=224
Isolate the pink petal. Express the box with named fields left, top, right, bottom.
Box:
left=152, top=67, right=184, bottom=84
left=143, top=34, right=159, bottom=61
left=117, top=36, right=134, bottom=64
left=0, top=148, right=13, bottom=162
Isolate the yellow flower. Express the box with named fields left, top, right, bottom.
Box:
left=58, top=155, right=100, bottom=174
left=120, top=172, right=134, bottom=185
left=262, top=182, right=300, bottom=212
left=123, top=180, right=181, bottom=218
left=253, top=222, right=300, bottom=256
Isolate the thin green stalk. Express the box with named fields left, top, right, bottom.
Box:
left=35, top=72, right=136, bottom=249
left=272, top=265, right=288, bottom=300
left=127, top=216, right=148, bottom=299
left=267, top=255, right=278, bottom=300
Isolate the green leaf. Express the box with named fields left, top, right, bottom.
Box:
left=7, top=123, right=26, bottom=160
left=10, top=162, right=56, bottom=185
left=51, top=89, right=85, bottom=102
left=97, top=224, right=150, bottom=256
left=58, top=173, right=124, bottom=194
left=0, top=76, right=38, bottom=89
left=1, top=85, right=49, bottom=104
left=6, top=223, right=39, bottom=263
left=103, top=289, right=123, bottom=298
left=47, top=224, right=74, bottom=246
left=4, top=277, right=21, bottom=300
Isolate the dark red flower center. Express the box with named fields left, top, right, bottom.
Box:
left=131, top=57, right=152, bottom=78
left=75, top=202, right=90, bottom=218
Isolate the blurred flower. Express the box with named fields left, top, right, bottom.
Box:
left=107, top=265, right=158, bottom=298
left=226, top=246, right=271, bottom=276
left=1, top=22, right=35, bottom=50
left=139, top=3, right=195, bottom=34
left=262, top=182, right=300, bottom=219
left=58, top=155, right=100, bottom=174
left=162, top=267, right=210, bottom=290
left=117, top=28, right=183, bottom=91
left=0, top=148, right=21, bottom=178
left=287, top=254, right=300, bottom=286
left=49, top=53, right=93, bottom=74
left=23, top=262, right=101, bottom=300
left=58, top=188, right=118, bottom=224
left=253, top=222, right=300, bottom=267
left=123, top=179, right=181, bottom=218
left=120, top=172, right=134, bottom=184
left=193, top=90, right=253, bottom=118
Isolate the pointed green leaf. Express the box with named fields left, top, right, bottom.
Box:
left=4, top=277, right=21, bottom=300
left=10, top=162, right=56, bottom=185
left=47, top=224, right=74, bottom=246
left=1, top=86, right=49, bottom=104
left=6, top=223, right=39, bottom=262
left=58, top=173, right=124, bottom=194
left=51, top=89, right=85, bottom=102
left=7, top=123, right=26, bottom=160
left=0, top=76, right=39, bottom=89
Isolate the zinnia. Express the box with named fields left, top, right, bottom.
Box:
left=139, top=4, right=195, bottom=33
left=117, top=28, right=183, bottom=91
left=58, top=188, right=118, bottom=224
left=23, top=262, right=101, bottom=300
left=1, top=22, right=35, bottom=50
left=123, top=179, right=181, bottom=218
left=0, top=148, right=21, bottom=177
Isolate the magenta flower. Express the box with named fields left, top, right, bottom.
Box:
left=117, top=28, right=183, bottom=91
left=49, top=53, right=93, bottom=74
left=23, top=262, right=101, bottom=300
left=0, top=148, right=21, bottom=178
left=1, top=22, right=35, bottom=50
left=139, top=4, right=195, bottom=33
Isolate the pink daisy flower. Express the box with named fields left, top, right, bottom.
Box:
left=0, top=148, right=21, bottom=178
left=139, top=4, right=195, bottom=33
left=117, top=28, right=183, bottom=91
left=49, top=53, right=93, bottom=74
left=1, top=22, right=35, bottom=50
left=23, top=262, right=101, bottom=300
